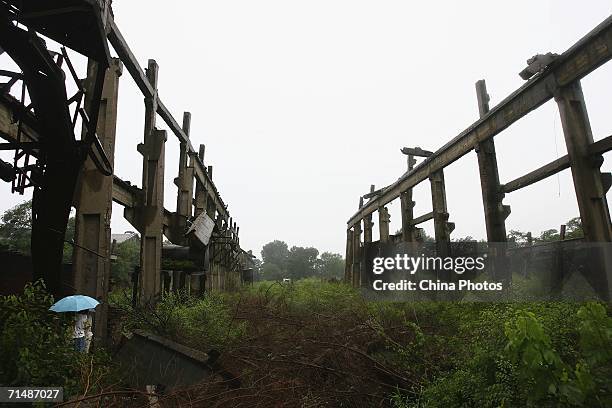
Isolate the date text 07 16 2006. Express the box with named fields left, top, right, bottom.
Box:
left=0, top=387, right=63, bottom=403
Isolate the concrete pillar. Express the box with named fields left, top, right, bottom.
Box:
left=362, top=214, right=373, bottom=286
left=162, top=270, right=172, bottom=294
left=429, top=169, right=453, bottom=258
left=172, top=270, right=185, bottom=292
left=344, top=228, right=354, bottom=283
left=137, top=59, right=165, bottom=302
left=400, top=155, right=417, bottom=242
left=363, top=214, right=373, bottom=244
left=555, top=81, right=612, bottom=242
left=189, top=274, right=199, bottom=296
left=400, top=191, right=416, bottom=242
left=172, top=112, right=194, bottom=244
left=193, top=144, right=206, bottom=218
left=555, top=80, right=611, bottom=300
left=378, top=206, right=390, bottom=243
left=475, top=80, right=510, bottom=242
left=72, top=58, right=122, bottom=340
left=352, top=221, right=362, bottom=287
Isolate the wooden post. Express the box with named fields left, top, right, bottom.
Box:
left=72, top=58, right=122, bottom=340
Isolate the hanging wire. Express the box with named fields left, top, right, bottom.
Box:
left=552, top=107, right=561, bottom=197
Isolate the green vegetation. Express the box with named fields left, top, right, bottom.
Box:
left=109, top=279, right=611, bottom=407
left=259, top=239, right=345, bottom=280
left=0, top=280, right=119, bottom=398
left=2, top=277, right=610, bottom=407
left=110, top=239, right=140, bottom=287
left=0, top=199, right=75, bottom=262
left=110, top=289, right=246, bottom=350
left=508, top=216, right=583, bottom=245
left=0, top=199, right=32, bottom=253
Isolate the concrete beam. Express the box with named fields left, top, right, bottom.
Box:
left=112, top=176, right=141, bottom=208
left=410, top=211, right=434, bottom=226
left=501, top=156, right=571, bottom=194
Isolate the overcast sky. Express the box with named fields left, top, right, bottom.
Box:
left=1, top=0, right=612, bottom=258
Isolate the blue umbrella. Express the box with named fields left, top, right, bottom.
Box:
left=49, top=295, right=100, bottom=313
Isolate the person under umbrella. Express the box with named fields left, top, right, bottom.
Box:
left=49, top=295, right=100, bottom=353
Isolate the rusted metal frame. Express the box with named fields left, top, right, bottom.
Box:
left=348, top=14, right=612, bottom=228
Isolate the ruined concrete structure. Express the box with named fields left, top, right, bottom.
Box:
left=346, top=15, right=612, bottom=301
left=0, top=1, right=253, bottom=339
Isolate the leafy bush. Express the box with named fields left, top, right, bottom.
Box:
left=0, top=280, right=117, bottom=398
left=390, top=301, right=610, bottom=408
left=115, top=290, right=246, bottom=350
left=505, top=303, right=611, bottom=407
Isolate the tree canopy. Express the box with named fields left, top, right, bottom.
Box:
left=0, top=199, right=32, bottom=253
left=259, top=240, right=344, bottom=281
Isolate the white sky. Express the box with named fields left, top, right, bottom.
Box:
left=1, top=0, right=612, bottom=258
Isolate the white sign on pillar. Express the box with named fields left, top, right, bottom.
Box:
left=187, top=211, right=215, bottom=245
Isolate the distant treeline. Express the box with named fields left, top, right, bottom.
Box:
left=258, top=240, right=344, bottom=281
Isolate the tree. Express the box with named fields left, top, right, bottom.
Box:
left=317, top=252, right=344, bottom=279
left=508, top=230, right=532, bottom=245
left=261, top=240, right=289, bottom=270
left=62, top=217, right=76, bottom=263
left=110, top=239, right=140, bottom=287
left=565, top=217, right=583, bottom=239
left=0, top=200, right=32, bottom=253
left=286, top=246, right=319, bottom=280
left=261, top=262, right=284, bottom=281
left=537, top=228, right=560, bottom=242
left=0, top=199, right=78, bottom=261
left=251, top=257, right=263, bottom=280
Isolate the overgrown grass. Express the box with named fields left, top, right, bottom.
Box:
left=106, top=280, right=612, bottom=406
left=111, top=288, right=246, bottom=350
